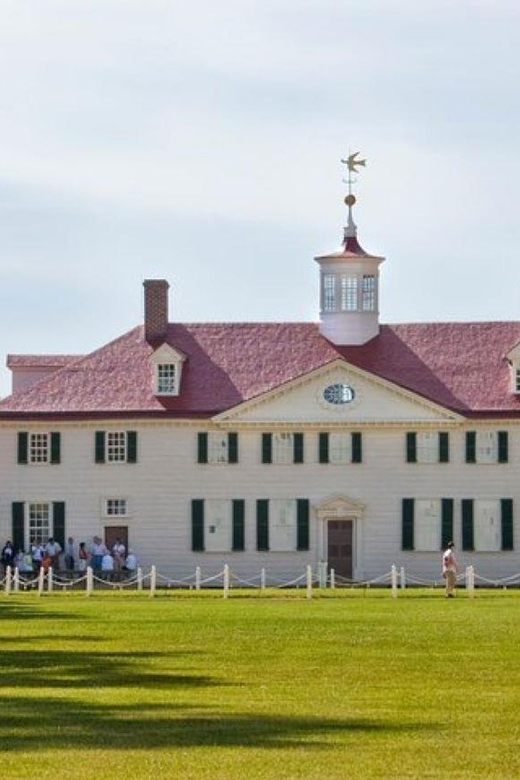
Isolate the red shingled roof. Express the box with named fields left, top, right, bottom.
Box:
left=1, top=321, right=520, bottom=419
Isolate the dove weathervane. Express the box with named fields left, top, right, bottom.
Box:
left=340, top=151, right=367, bottom=239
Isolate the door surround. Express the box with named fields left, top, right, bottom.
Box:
left=315, top=495, right=364, bottom=581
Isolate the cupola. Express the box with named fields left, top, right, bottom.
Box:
left=315, top=153, right=385, bottom=346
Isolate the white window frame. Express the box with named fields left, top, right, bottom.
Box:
left=414, top=499, right=441, bottom=551
left=476, top=431, right=498, bottom=464
left=103, top=498, right=129, bottom=518
left=340, top=275, right=358, bottom=311
left=29, top=432, right=50, bottom=465
left=474, top=500, right=501, bottom=552
left=156, top=363, right=178, bottom=395
left=205, top=499, right=232, bottom=553
left=270, top=499, right=298, bottom=552
left=28, top=502, right=51, bottom=547
left=361, top=274, right=376, bottom=311
left=207, top=433, right=230, bottom=464
left=106, top=431, right=128, bottom=463
left=329, top=433, right=352, bottom=464
left=323, top=274, right=336, bottom=312
left=416, top=432, right=438, bottom=464
left=273, top=433, right=294, bottom=464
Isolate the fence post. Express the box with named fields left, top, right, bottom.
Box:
left=137, top=567, right=143, bottom=591
left=38, top=566, right=45, bottom=596
left=149, top=565, right=157, bottom=597
left=5, top=565, right=12, bottom=595
left=466, top=565, right=475, bottom=598
left=86, top=566, right=93, bottom=597
left=223, top=564, right=230, bottom=598
left=391, top=565, right=398, bottom=598
left=306, top=565, right=313, bottom=599
left=399, top=566, right=406, bottom=589
left=260, top=567, right=266, bottom=591
left=48, top=566, right=53, bottom=593
left=195, top=566, right=201, bottom=591
left=330, top=568, right=335, bottom=590
left=13, top=567, right=20, bottom=593
left=317, top=561, right=327, bottom=589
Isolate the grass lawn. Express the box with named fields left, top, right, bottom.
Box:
left=1, top=589, right=520, bottom=780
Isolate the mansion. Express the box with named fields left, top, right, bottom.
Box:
left=1, top=187, right=519, bottom=581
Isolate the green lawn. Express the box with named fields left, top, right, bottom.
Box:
left=1, top=590, right=520, bottom=779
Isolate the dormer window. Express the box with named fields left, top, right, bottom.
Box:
left=505, top=343, right=520, bottom=394
left=157, top=364, right=177, bottom=395
left=515, top=368, right=520, bottom=393
left=150, top=344, right=186, bottom=397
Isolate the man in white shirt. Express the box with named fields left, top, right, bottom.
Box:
left=442, top=541, right=458, bottom=597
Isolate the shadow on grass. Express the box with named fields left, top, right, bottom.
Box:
left=0, top=602, right=79, bottom=621
left=2, top=696, right=435, bottom=750
left=0, top=648, right=218, bottom=690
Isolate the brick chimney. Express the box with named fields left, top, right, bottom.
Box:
left=143, top=279, right=170, bottom=342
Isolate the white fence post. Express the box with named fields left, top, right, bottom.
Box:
left=306, top=565, right=313, bottom=599
left=399, top=566, right=406, bottom=589
left=137, top=567, right=143, bottom=591
left=149, top=565, right=157, bottom=597
left=13, top=567, right=20, bottom=593
left=260, top=567, right=266, bottom=591
left=466, top=565, right=475, bottom=598
left=5, top=565, right=12, bottom=595
left=223, top=564, right=230, bottom=598
left=48, top=566, right=53, bottom=593
left=86, top=566, right=93, bottom=597
left=195, top=566, right=201, bottom=591
left=391, top=565, right=398, bottom=598
left=38, top=566, right=45, bottom=596
left=330, top=568, right=335, bottom=590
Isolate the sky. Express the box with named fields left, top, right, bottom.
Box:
left=1, top=0, right=520, bottom=397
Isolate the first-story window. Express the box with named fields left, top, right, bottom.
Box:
left=11, top=501, right=66, bottom=552
left=256, top=498, right=309, bottom=552
left=105, top=499, right=128, bottom=517
left=28, top=503, right=51, bottom=546
left=191, top=499, right=245, bottom=552
left=462, top=499, right=513, bottom=552
left=402, top=498, right=453, bottom=551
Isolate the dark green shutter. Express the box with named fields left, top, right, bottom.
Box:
left=12, top=502, right=24, bottom=552
left=232, top=499, right=245, bottom=551
left=127, top=431, right=138, bottom=463
left=465, top=432, right=476, bottom=463
left=406, top=432, right=417, bottom=463
left=228, top=432, right=238, bottom=464
left=256, top=499, right=269, bottom=551
left=402, top=498, right=414, bottom=550
left=351, top=432, right=362, bottom=463
left=498, top=431, right=509, bottom=463
left=462, top=499, right=474, bottom=551
left=501, top=498, right=514, bottom=551
left=191, top=500, right=204, bottom=551
left=441, top=498, right=454, bottom=549
left=439, top=432, right=450, bottom=463
left=197, top=432, right=208, bottom=463
left=17, top=432, right=28, bottom=465
left=293, top=433, right=304, bottom=464
left=318, top=433, right=329, bottom=464
left=95, top=431, right=106, bottom=463
left=52, top=502, right=65, bottom=548
left=296, top=499, right=310, bottom=551
left=261, top=433, right=272, bottom=464
left=50, top=432, right=61, bottom=464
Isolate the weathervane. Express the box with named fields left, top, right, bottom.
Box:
left=340, top=151, right=367, bottom=238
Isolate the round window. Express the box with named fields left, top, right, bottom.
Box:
left=323, top=383, right=356, bottom=405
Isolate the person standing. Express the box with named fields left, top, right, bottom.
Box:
left=442, top=541, right=458, bottom=597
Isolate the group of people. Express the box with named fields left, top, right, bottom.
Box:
left=1, top=536, right=138, bottom=581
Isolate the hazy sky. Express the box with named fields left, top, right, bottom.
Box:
left=1, top=0, right=519, bottom=396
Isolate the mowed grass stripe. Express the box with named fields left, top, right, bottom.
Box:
left=1, top=592, right=520, bottom=779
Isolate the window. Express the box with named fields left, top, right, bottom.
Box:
left=28, top=503, right=51, bottom=546
left=361, top=275, right=376, bottom=310
left=340, top=275, right=357, bottom=311
left=323, top=274, right=336, bottom=311
left=256, top=499, right=310, bottom=552
left=197, top=432, right=238, bottom=464
left=105, top=499, right=127, bottom=517
left=465, top=431, right=508, bottom=464
left=157, top=364, right=177, bottom=394
left=191, top=499, right=245, bottom=552
left=402, top=498, right=453, bottom=551
left=516, top=368, right=520, bottom=393
left=462, top=499, right=514, bottom=552
left=319, top=432, right=362, bottom=464
left=18, top=432, right=61, bottom=465
left=95, top=431, right=138, bottom=464
left=262, top=433, right=304, bottom=464
left=406, top=432, right=449, bottom=463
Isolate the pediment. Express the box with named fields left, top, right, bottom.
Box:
left=214, top=359, right=462, bottom=425
left=315, top=495, right=365, bottom=520
left=151, top=343, right=187, bottom=364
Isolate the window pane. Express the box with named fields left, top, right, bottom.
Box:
left=107, top=432, right=127, bottom=462
left=329, top=433, right=351, bottom=464
left=474, top=500, right=501, bottom=551
left=417, top=432, right=437, bottom=463
left=273, top=433, right=293, bottom=464
left=361, top=275, right=376, bottom=310
left=29, top=433, right=49, bottom=464
left=270, top=499, right=297, bottom=551
left=208, top=433, right=229, bottom=464
left=414, top=499, right=440, bottom=551
left=323, top=275, right=336, bottom=311
left=205, top=500, right=231, bottom=553
left=158, top=364, right=176, bottom=394
left=476, top=431, right=497, bottom=463
left=340, top=276, right=357, bottom=311
left=28, top=503, right=50, bottom=546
